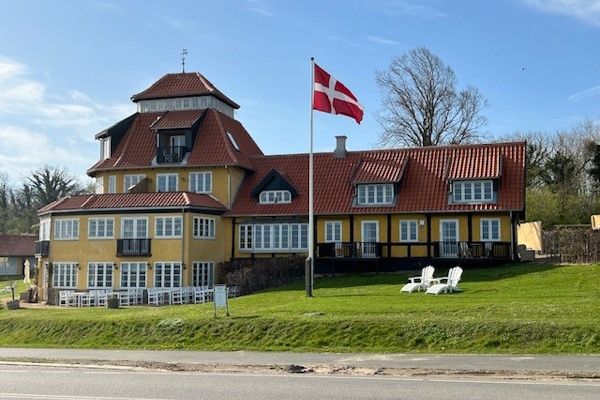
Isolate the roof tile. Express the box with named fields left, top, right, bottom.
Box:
left=0, top=235, right=36, bottom=256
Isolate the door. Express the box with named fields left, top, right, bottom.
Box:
left=361, top=221, right=379, bottom=257
left=439, top=220, right=459, bottom=257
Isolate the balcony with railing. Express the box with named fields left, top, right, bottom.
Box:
left=156, top=146, right=189, bottom=164
left=433, top=241, right=511, bottom=259
left=317, top=242, right=382, bottom=259
left=117, top=239, right=152, bottom=256
left=35, top=240, right=50, bottom=257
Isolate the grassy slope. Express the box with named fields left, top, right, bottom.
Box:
left=1, top=263, right=599, bottom=354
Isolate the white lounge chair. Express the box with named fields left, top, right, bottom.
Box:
left=400, top=265, right=435, bottom=293
left=426, top=266, right=463, bottom=295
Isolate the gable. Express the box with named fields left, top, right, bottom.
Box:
left=250, top=169, right=298, bottom=198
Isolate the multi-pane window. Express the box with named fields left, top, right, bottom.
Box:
left=124, top=174, right=145, bottom=192
left=192, top=261, right=214, bottom=287
left=325, top=221, right=342, bottom=242
left=88, top=218, right=114, bottom=239
left=39, top=219, right=50, bottom=241
left=87, top=262, right=113, bottom=288
left=453, top=180, right=494, bottom=203
left=481, top=218, right=501, bottom=241
left=156, top=173, right=178, bottom=192
left=52, top=262, right=77, bottom=288
left=54, top=219, right=79, bottom=240
left=154, top=262, right=182, bottom=288
left=193, top=217, right=215, bottom=239
left=189, top=172, right=212, bottom=193
left=95, top=177, right=104, bottom=194
left=120, top=262, right=147, bottom=288
left=400, top=220, right=418, bottom=242
left=259, top=190, right=291, bottom=204
left=155, top=216, right=183, bottom=238
left=108, top=175, right=116, bottom=194
left=357, top=184, right=394, bottom=205
left=239, top=223, right=307, bottom=251
left=100, top=137, right=111, bottom=159
left=121, top=217, right=147, bottom=238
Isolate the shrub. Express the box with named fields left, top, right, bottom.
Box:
left=217, top=257, right=305, bottom=296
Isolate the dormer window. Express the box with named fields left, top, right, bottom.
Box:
left=100, top=137, right=111, bottom=159
left=227, top=131, right=240, bottom=151
left=453, top=180, right=495, bottom=203
left=356, top=184, right=394, bottom=206
left=259, top=190, right=291, bottom=204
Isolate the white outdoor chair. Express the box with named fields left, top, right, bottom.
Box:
left=400, top=266, right=435, bottom=293
left=119, top=291, right=132, bottom=306
left=426, top=266, right=463, bottom=295
left=193, top=286, right=208, bottom=304
left=147, top=288, right=160, bottom=306
left=58, top=290, right=73, bottom=307
left=96, top=291, right=108, bottom=307
left=170, top=288, right=184, bottom=305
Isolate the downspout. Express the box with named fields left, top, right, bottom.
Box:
left=181, top=207, right=186, bottom=285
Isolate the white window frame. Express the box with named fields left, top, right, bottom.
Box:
left=400, top=220, right=418, bottom=242
left=193, top=217, right=215, bottom=239
left=192, top=261, right=215, bottom=288
left=156, top=173, right=178, bottom=192
left=108, top=175, right=116, bottom=194
left=52, top=262, right=78, bottom=289
left=39, top=219, right=50, bottom=241
left=357, top=184, right=394, bottom=205
left=325, top=221, right=342, bottom=242
left=481, top=218, right=501, bottom=242
left=226, top=131, right=240, bottom=151
left=121, top=217, right=148, bottom=239
left=259, top=190, right=292, bottom=204
left=123, top=174, right=146, bottom=192
left=155, top=216, right=183, bottom=238
left=239, top=223, right=308, bottom=252
left=453, top=180, right=494, bottom=203
left=88, top=218, right=114, bottom=239
left=189, top=171, right=212, bottom=193
left=54, top=219, right=79, bottom=240
left=154, top=262, right=183, bottom=288
left=120, top=262, right=147, bottom=288
left=87, top=262, right=114, bottom=289
left=100, top=137, right=111, bottom=159
left=95, top=176, right=104, bottom=194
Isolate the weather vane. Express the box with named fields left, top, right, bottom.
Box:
left=181, top=48, right=188, bottom=73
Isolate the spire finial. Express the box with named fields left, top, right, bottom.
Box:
left=181, top=48, right=188, bottom=73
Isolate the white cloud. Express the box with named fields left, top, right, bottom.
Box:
left=246, top=0, right=274, bottom=17
left=366, top=36, right=400, bottom=45
left=370, top=0, right=448, bottom=19
left=0, top=55, right=133, bottom=184
left=568, top=84, right=600, bottom=102
left=522, top=0, right=600, bottom=26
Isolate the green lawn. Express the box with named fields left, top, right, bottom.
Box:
left=1, top=263, right=599, bottom=354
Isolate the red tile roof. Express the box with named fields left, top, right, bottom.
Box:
left=445, top=145, right=503, bottom=180
left=131, top=72, right=240, bottom=109
left=87, top=109, right=263, bottom=175
left=39, top=192, right=226, bottom=215
left=150, top=110, right=203, bottom=129
left=0, top=235, right=36, bottom=256
left=227, top=142, right=526, bottom=217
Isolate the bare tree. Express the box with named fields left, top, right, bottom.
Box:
left=376, top=47, right=488, bottom=147
left=26, top=165, right=83, bottom=208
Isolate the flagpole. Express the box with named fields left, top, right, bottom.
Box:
left=306, top=57, right=315, bottom=297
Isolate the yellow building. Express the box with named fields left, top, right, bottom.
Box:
left=36, top=71, right=526, bottom=302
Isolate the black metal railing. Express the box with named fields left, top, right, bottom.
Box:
left=317, top=242, right=382, bottom=258
left=156, top=146, right=189, bottom=164
left=433, top=241, right=511, bottom=259
left=35, top=240, right=50, bottom=257
left=117, top=239, right=151, bottom=256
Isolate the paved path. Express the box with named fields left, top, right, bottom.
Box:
left=1, top=348, right=599, bottom=377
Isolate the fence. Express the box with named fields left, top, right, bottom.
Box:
left=543, top=227, right=600, bottom=263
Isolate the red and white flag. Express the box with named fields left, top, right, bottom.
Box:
left=313, top=63, right=363, bottom=124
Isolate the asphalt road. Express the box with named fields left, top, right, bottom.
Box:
left=1, top=348, right=600, bottom=378
left=1, top=363, right=600, bottom=400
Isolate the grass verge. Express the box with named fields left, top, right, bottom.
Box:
left=1, top=263, right=599, bottom=354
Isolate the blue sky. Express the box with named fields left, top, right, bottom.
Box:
left=1, top=0, right=599, bottom=185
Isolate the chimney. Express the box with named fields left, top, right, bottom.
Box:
left=334, top=135, right=347, bottom=158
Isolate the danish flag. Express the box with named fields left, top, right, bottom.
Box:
left=313, top=63, right=364, bottom=124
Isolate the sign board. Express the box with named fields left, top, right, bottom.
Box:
left=592, top=215, right=600, bottom=230
left=213, top=284, right=229, bottom=317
